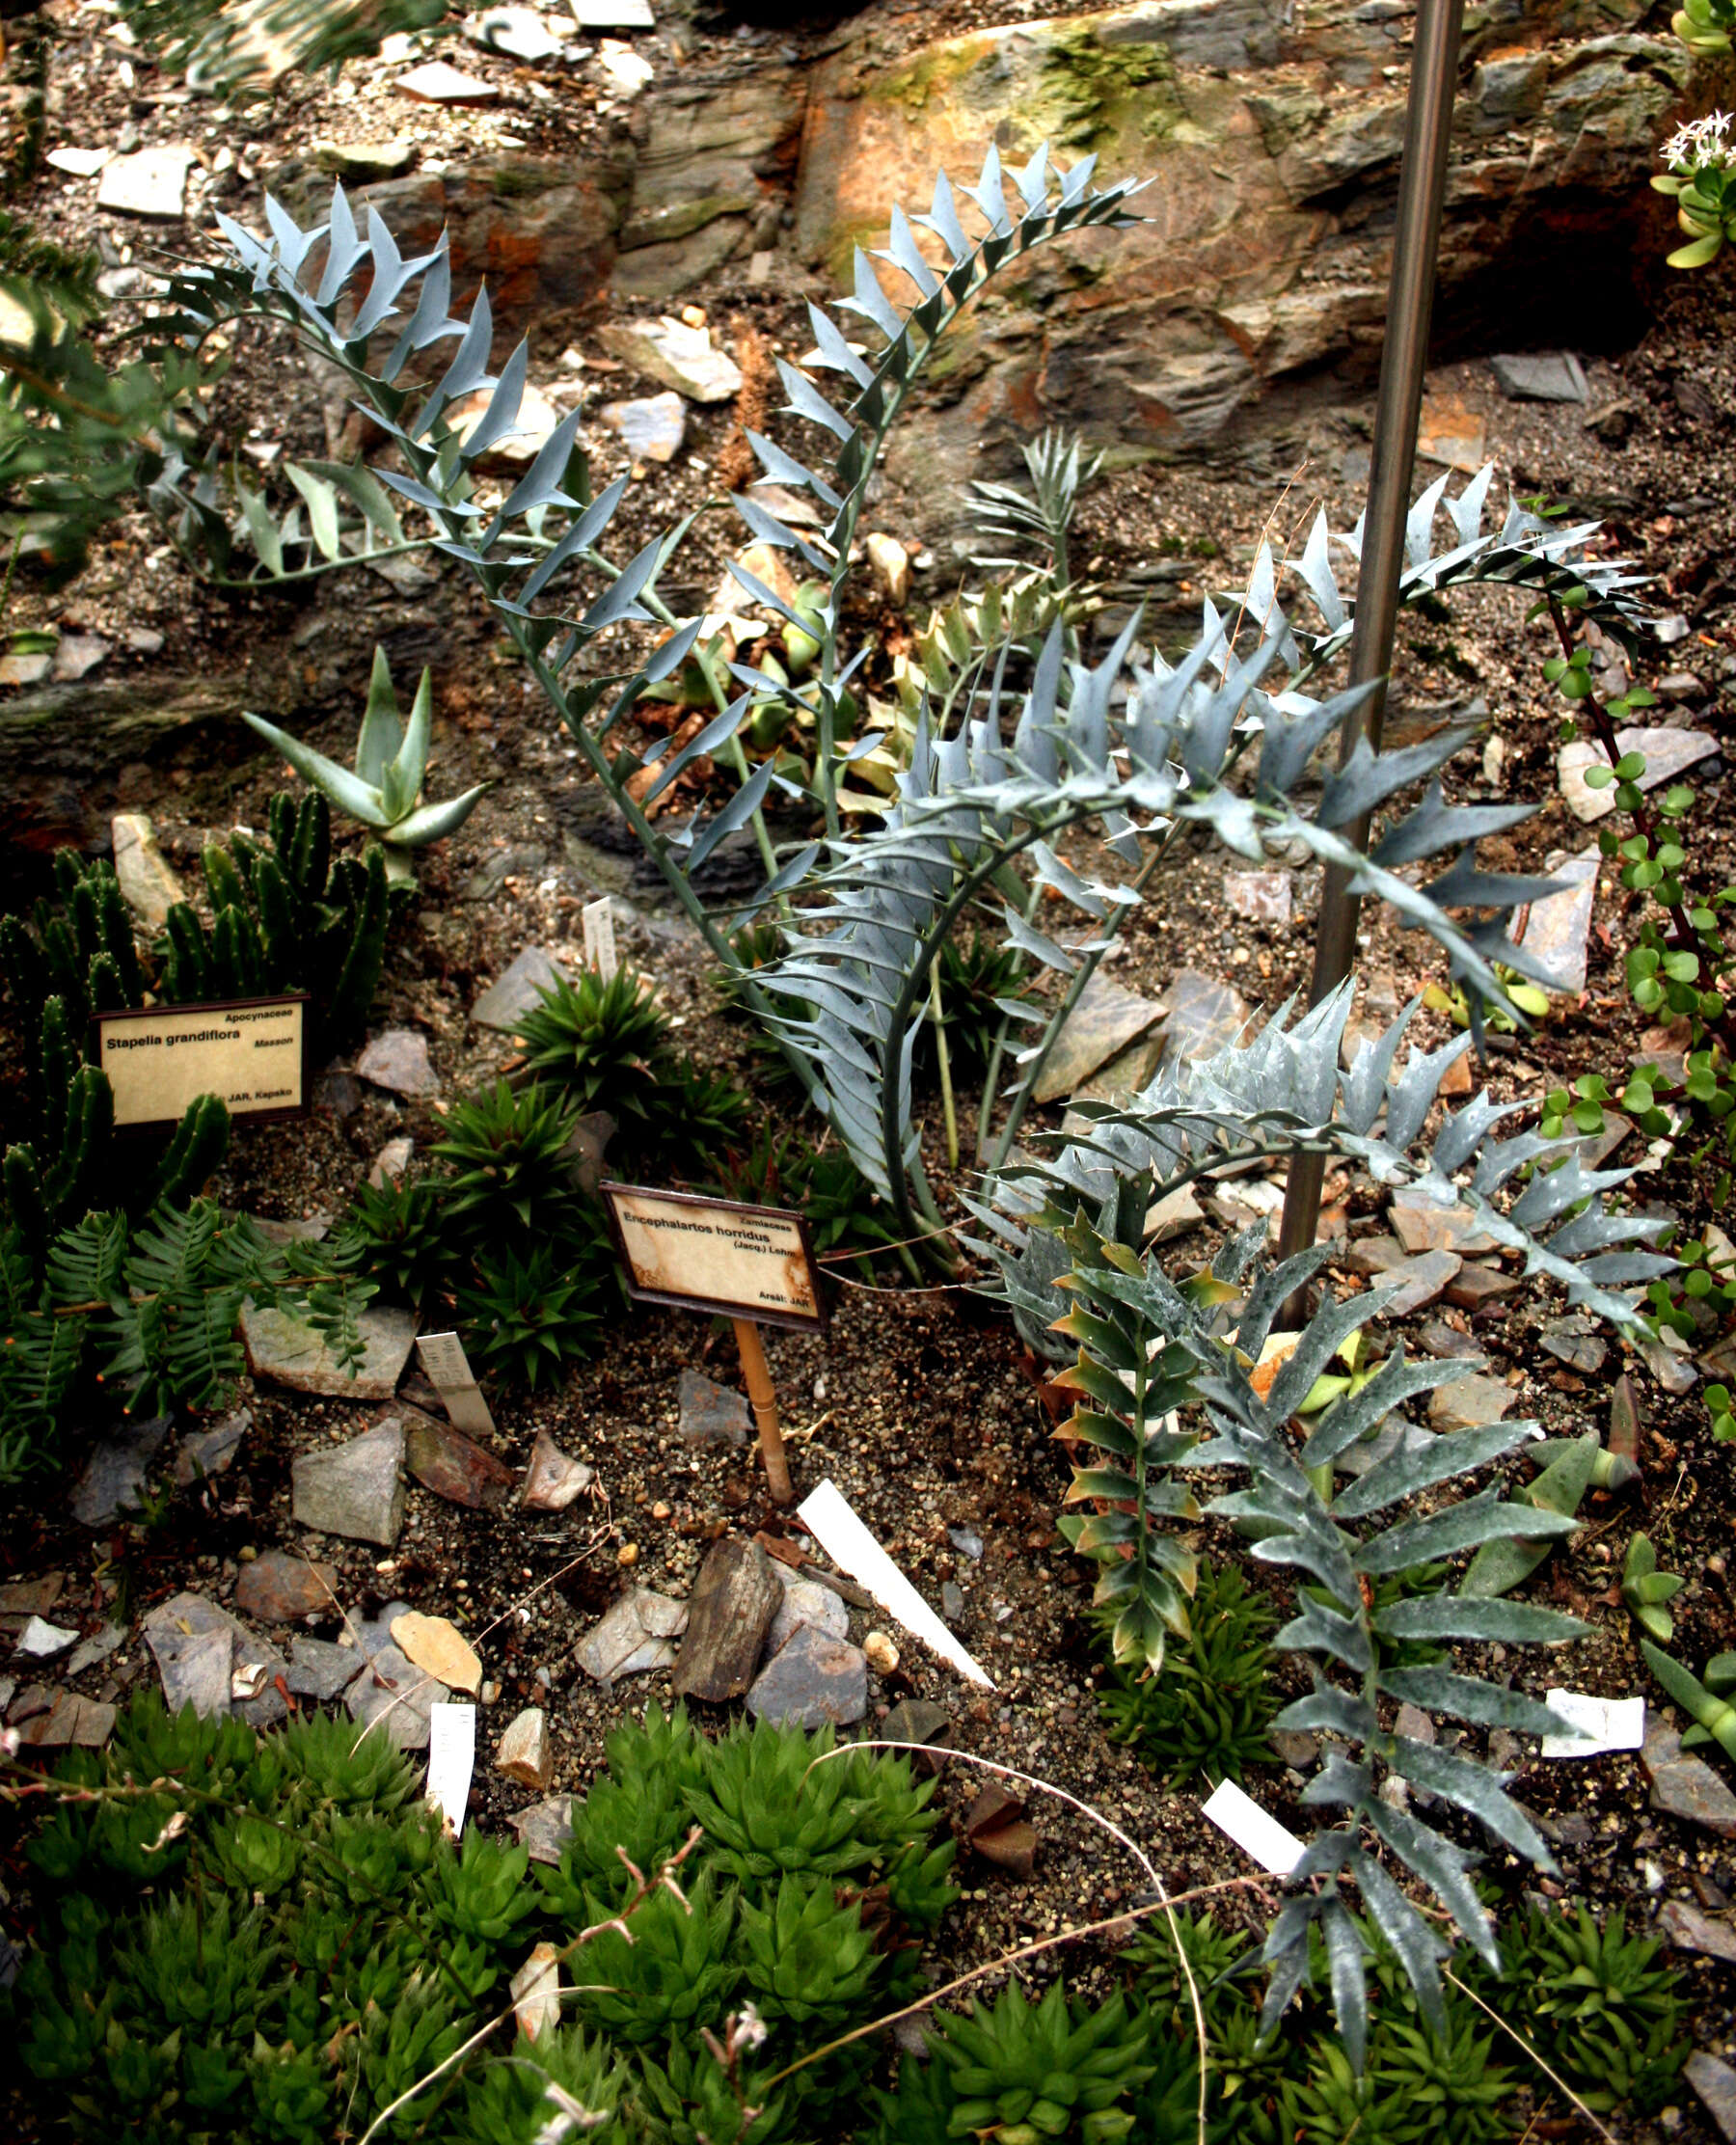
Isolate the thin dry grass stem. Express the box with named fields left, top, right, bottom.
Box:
left=1225, top=458, right=1315, bottom=657
left=805, top=1738, right=1215, bottom=2145
left=353, top=1827, right=704, bottom=2145
left=758, top=1875, right=1265, bottom=2096
left=1444, top=1968, right=1619, bottom=2144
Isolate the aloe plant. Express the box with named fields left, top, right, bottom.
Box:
left=242, top=645, right=488, bottom=882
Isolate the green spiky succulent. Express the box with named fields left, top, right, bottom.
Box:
left=458, top=1241, right=609, bottom=1389
left=934, top=928, right=1033, bottom=1078
left=243, top=646, right=489, bottom=883
left=430, top=1079, right=591, bottom=1241
left=325, top=1174, right=457, bottom=1309
left=514, top=965, right=671, bottom=1117
left=1097, top=1559, right=1278, bottom=1786
left=1510, top=1905, right=1689, bottom=2113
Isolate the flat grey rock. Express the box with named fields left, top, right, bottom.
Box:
left=1538, top=1315, right=1607, bottom=1374
left=1689, top=2051, right=1736, bottom=2143
left=312, top=136, right=418, bottom=180
left=677, top=1369, right=751, bottom=1449
left=463, top=844, right=547, bottom=901
left=569, top=0, right=653, bottom=21
left=15, top=1617, right=77, bottom=1661
left=291, top=1421, right=406, bottom=1547
left=1660, top=1899, right=1736, bottom=1963
left=1222, top=869, right=1292, bottom=926
left=523, top=1432, right=595, bottom=1510
left=1426, top=1373, right=1513, bottom=1431
left=1416, top=1317, right=1484, bottom=1360
left=768, top=1574, right=849, bottom=1653
left=96, top=144, right=194, bottom=219
left=1445, top=1263, right=1518, bottom=1311
left=71, top=1416, right=172, bottom=1526
left=176, top=1409, right=250, bottom=1485
left=882, top=1697, right=953, bottom=1773
left=236, top=1550, right=338, bottom=1622
left=1491, top=351, right=1587, bottom=402
left=1161, top=967, right=1248, bottom=1065
left=508, top=1794, right=575, bottom=1863
left=1032, top=976, right=1166, bottom=1104
left=1560, top=727, right=1720, bottom=824
left=1389, top=1191, right=1497, bottom=1258
left=1518, top=849, right=1599, bottom=993
left=356, top=1028, right=439, bottom=1099
left=143, top=1591, right=288, bottom=1727
left=472, top=946, right=571, bottom=1031
left=600, top=393, right=686, bottom=464
left=286, top=1635, right=367, bottom=1702
left=1645, top=1725, right=1736, bottom=1836
left=597, top=316, right=743, bottom=402
left=1374, top=1248, right=1462, bottom=1317
left=747, top=1625, right=868, bottom=1729
left=577, top=1588, right=688, bottom=1685
left=1638, top=1332, right=1698, bottom=1396
left=671, top=1538, right=779, bottom=1702
left=65, top=1625, right=125, bottom=1677
left=243, top=1301, right=417, bottom=1400
left=346, top=1640, right=445, bottom=1750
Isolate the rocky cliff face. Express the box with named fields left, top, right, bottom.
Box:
left=333, top=0, right=1684, bottom=475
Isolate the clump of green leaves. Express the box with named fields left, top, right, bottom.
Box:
left=244, top=646, right=489, bottom=884
left=9, top=1692, right=957, bottom=2145
left=1097, top=1560, right=1278, bottom=1785
left=1621, top=1534, right=1684, bottom=1644
left=455, top=1239, right=610, bottom=1391
left=1508, top=1905, right=1689, bottom=2114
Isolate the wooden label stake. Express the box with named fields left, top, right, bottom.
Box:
left=601, top=1183, right=826, bottom=1510
left=731, top=1317, right=793, bottom=1507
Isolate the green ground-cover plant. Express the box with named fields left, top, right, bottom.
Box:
left=1096, top=1559, right=1279, bottom=1786
left=243, top=646, right=490, bottom=883
left=8, top=1695, right=955, bottom=2144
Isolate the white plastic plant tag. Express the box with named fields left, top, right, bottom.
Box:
left=1541, top=1690, right=1644, bottom=1759
left=1202, top=1779, right=1305, bottom=1877
left=797, top=1479, right=993, bottom=1689
left=426, top=1702, right=476, bottom=1835
left=583, top=897, right=619, bottom=982
left=417, top=1331, right=497, bottom=1437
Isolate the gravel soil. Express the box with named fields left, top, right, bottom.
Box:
left=5, top=3, right=1736, bottom=2138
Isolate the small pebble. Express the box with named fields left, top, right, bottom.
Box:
left=652, top=1502, right=671, bottom=1521
left=864, top=1632, right=899, bottom=1675
left=617, top=1542, right=639, bottom=1567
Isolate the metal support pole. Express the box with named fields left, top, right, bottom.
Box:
left=1276, top=0, right=1466, bottom=1275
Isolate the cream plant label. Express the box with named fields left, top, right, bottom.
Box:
left=95, top=996, right=309, bottom=1128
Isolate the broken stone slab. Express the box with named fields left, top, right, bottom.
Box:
left=569, top=0, right=654, bottom=22
left=1223, top=869, right=1292, bottom=927
left=175, top=1409, right=250, bottom=1485
left=1644, top=1724, right=1736, bottom=1837
left=497, top=1706, right=555, bottom=1788
left=47, top=146, right=111, bottom=177
left=1389, top=1191, right=1497, bottom=1257
left=1373, top=1249, right=1463, bottom=1317
left=1144, top=1182, right=1206, bottom=1243
left=1518, top=849, right=1599, bottom=994
left=144, top=1591, right=288, bottom=1728
left=768, top=1574, right=850, bottom=1653
left=242, top=1301, right=417, bottom=1401
left=395, top=59, right=500, bottom=102
left=0, top=1574, right=66, bottom=1620
left=508, top=1794, right=574, bottom=1864
left=523, top=1432, right=595, bottom=1511
left=1444, top=1263, right=1518, bottom=1311
left=1161, top=967, right=1248, bottom=1065
left=1688, top=2051, right=1736, bottom=2143
left=747, top=1625, right=868, bottom=1729
left=596, top=37, right=653, bottom=93
left=96, top=144, right=196, bottom=219
left=235, top=1551, right=338, bottom=1623
left=1660, top=1899, right=1736, bottom=1963
left=52, top=635, right=109, bottom=683
left=1491, top=351, right=1588, bottom=403
left=1030, top=976, right=1167, bottom=1104
left=286, top=1634, right=366, bottom=1703
left=600, top=392, right=687, bottom=462
left=466, top=4, right=573, bottom=60
left=65, top=1625, right=124, bottom=1677
left=15, top=1617, right=77, bottom=1661
left=392, top=1612, right=482, bottom=1696
left=70, top=1416, right=172, bottom=1527
left=356, top=1028, right=439, bottom=1099
left=577, top=1588, right=688, bottom=1685
left=882, top=1697, right=953, bottom=1775
left=347, top=1641, right=448, bottom=1750
left=291, top=1421, right=407, bottom=1547
left=312, top=137, right=418, bottom=180
left=1427, top=1374, right=1514, bottom=1431
left=1416, top=1317, right=1484, bottom=1360
left=1637, top=1331, right=1698, bottom=1397
left=671, top=1537, right=780, bottom=1702
left=677, top=1369, right=751, bottom=1449
left=1538, top=1316, right=1608, bottom=1375
left=472, top=946, right=572, bottom=1030
left=401, top=1406, right=516, bottom=1509
left=597, top=316, right=743, bottom=402
left=1560, top=727, right=1720, bottom=825
left=367, top=1138, right=415, bottom=1189
left=17, top=1692, right=117, bottom=1749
